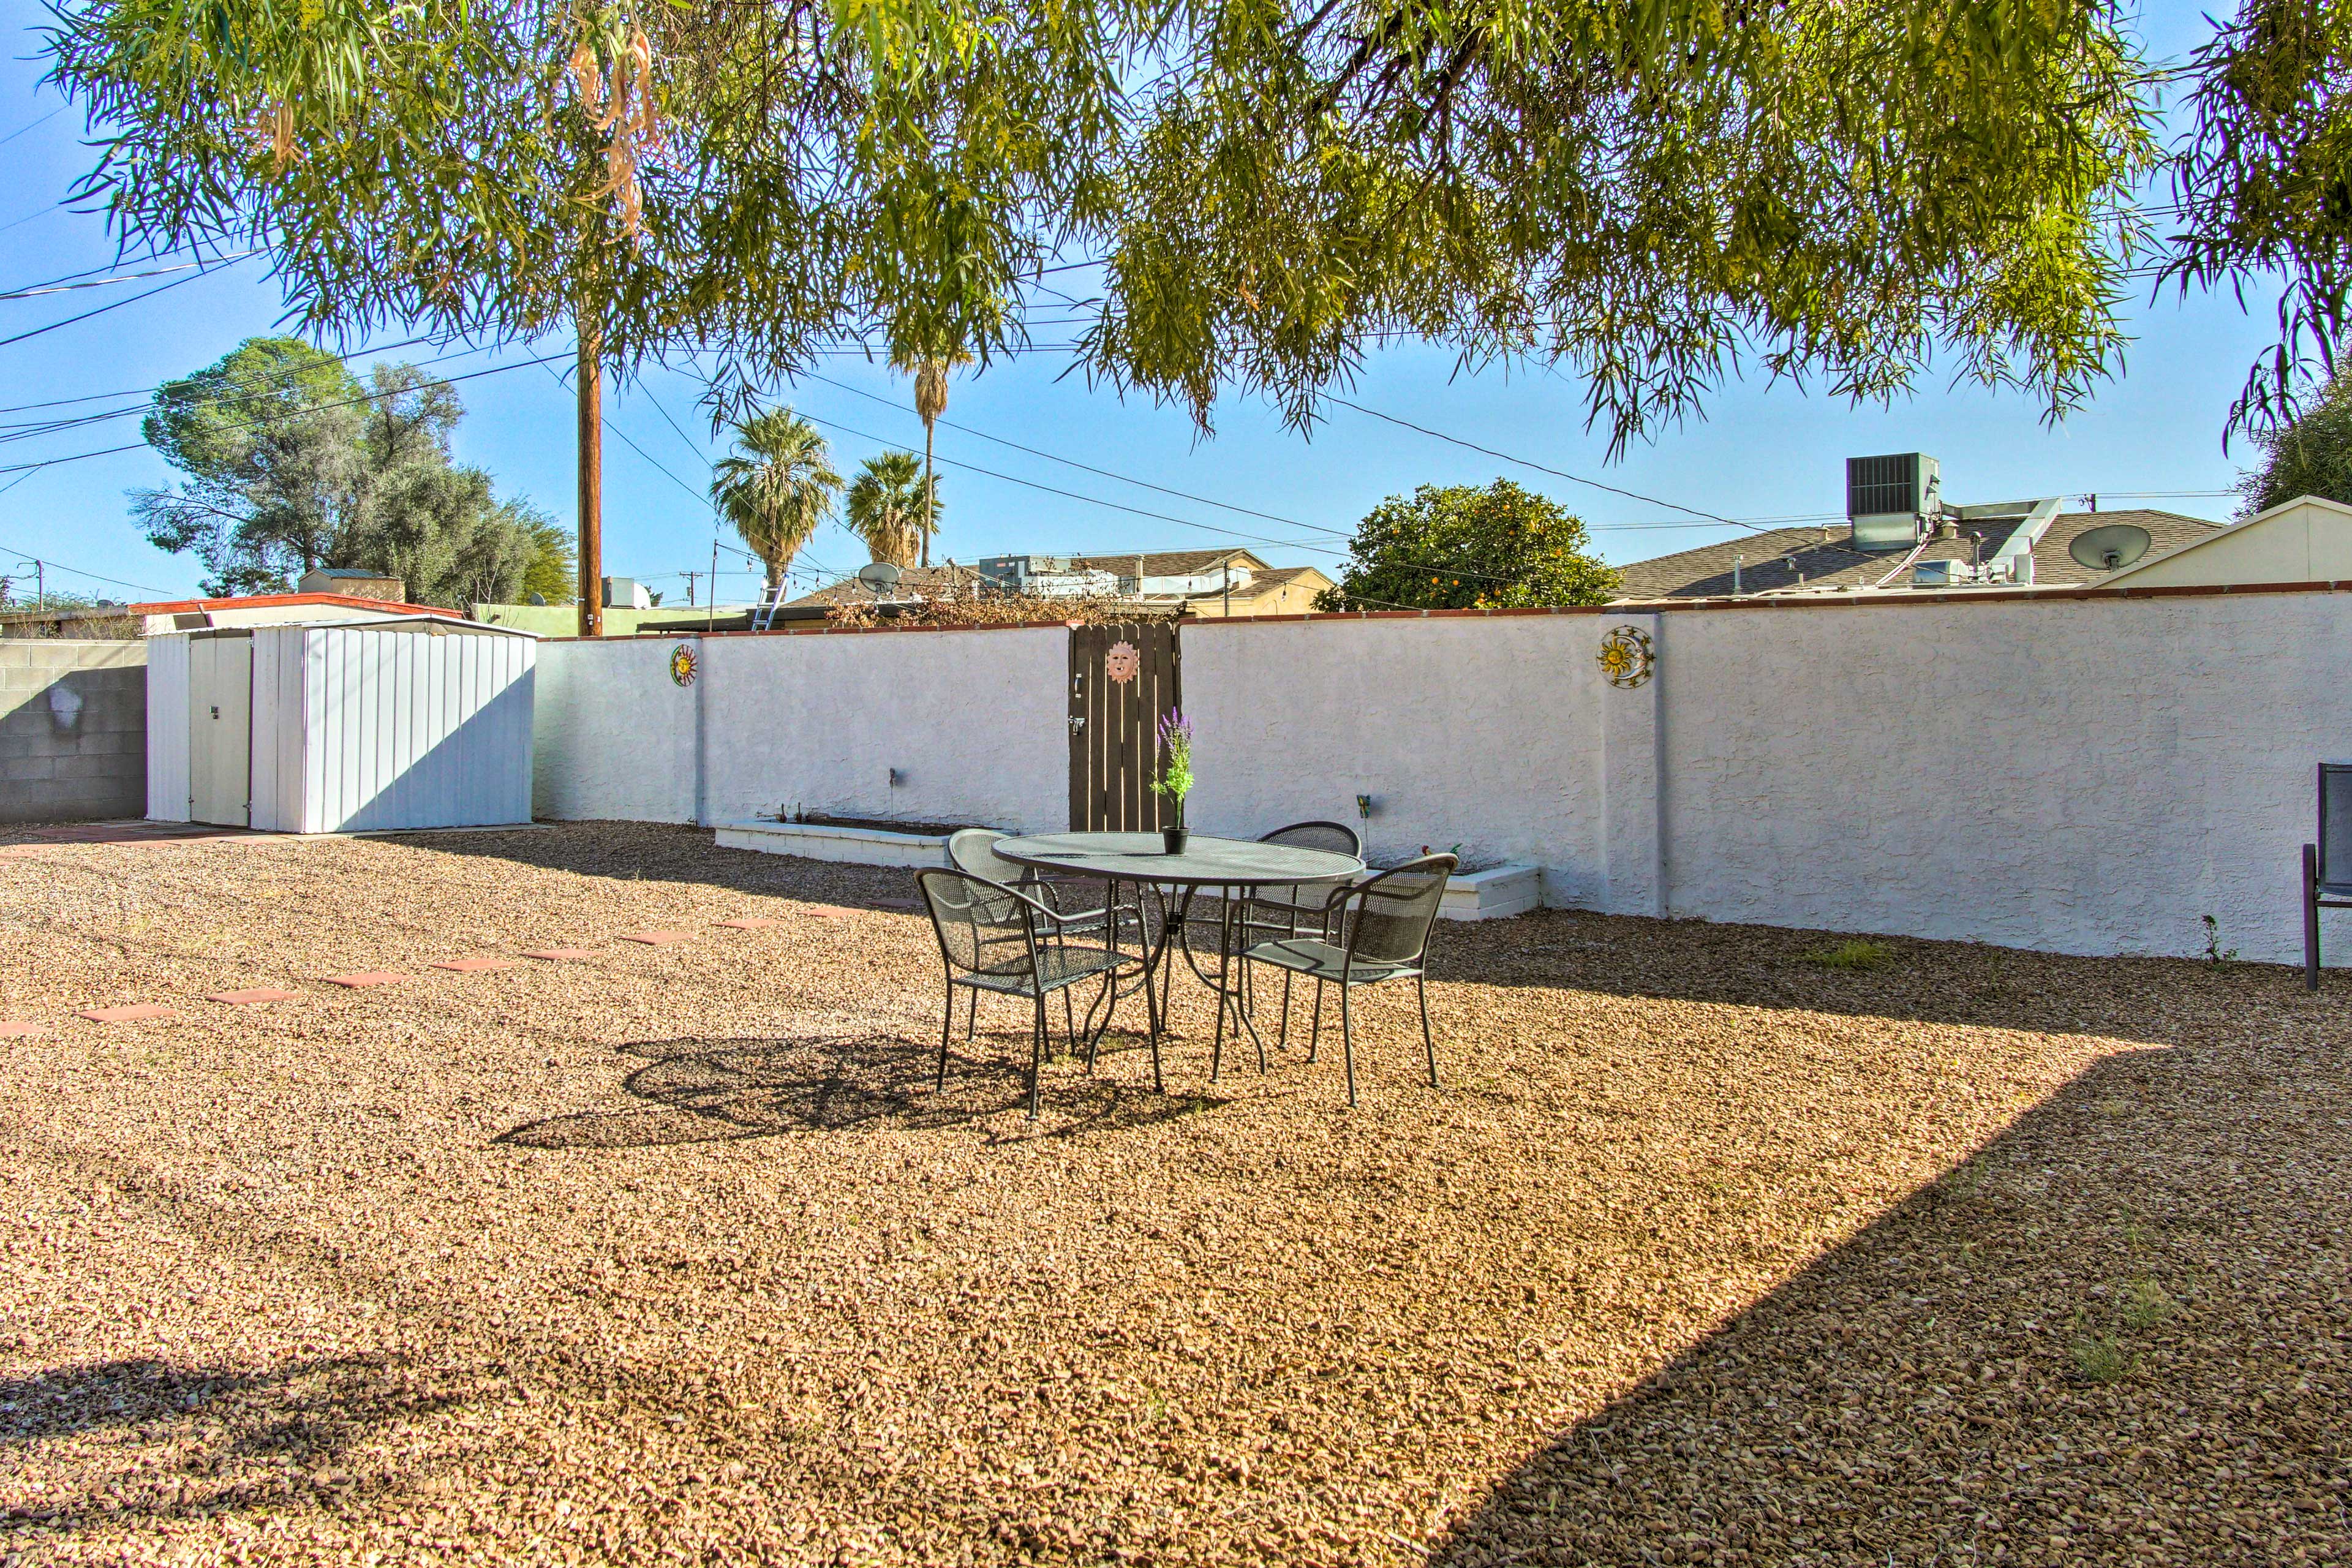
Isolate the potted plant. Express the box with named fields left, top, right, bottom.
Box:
left=1153, top=710, right=1194, bottom=853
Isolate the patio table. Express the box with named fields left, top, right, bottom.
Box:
left=990, top=831, right=1364, bottom=1093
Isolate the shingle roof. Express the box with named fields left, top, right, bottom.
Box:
left=1610, top=510, right=2224, bottom=600
left=1070, top=549, right=1263, bottom=578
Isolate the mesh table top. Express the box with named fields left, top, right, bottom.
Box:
left=992, top=832, right=1363, bottom=888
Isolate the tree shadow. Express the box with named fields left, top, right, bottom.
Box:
left=498, top=1028, right=1221, bottom=1149
left=378, top=820, right=927, bottom=910
left=1, top=1352, right=470, bottom=1537
left=1427, top=1031, right=2352, bottom=1565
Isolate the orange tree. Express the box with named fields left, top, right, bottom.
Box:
left=1315, top=480, right=1619, bottom=611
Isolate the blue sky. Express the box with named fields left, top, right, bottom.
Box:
left=0, top=2, right=2281, bottom=608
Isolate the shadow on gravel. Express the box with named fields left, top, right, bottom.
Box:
left=1, top=1352, right=466, bottom=1537
left=1425, top=1033, right=2352, bottom=1567
left=379, top=821, right=927, bottom=910
left=1422, top=906, right=2340, bottom=1049
left=499, top=1030, right=1216, bottom=1148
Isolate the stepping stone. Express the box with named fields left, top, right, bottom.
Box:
left=324, top=971, right=410, bottom=989
left=433, top=958, right=517, bottom=973
left=617, top=930, right=690, bottom=946
left=0, top=1021, right=47, bottom=1037
left=875, top=898, right=922, bottom=912
left=208, top=988, right=299, bottom=1005
left=77, top=1005, right=179, bottom=1023
left=801, top=905, right=861, bottom=919
left=521, top=948, right=596, bottom=962
left=713, top=917, right=779, bottom=929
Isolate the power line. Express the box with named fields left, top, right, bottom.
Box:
left=0, top=252, right=266, bottom=303
left=0, top=540, right=176, bottom=598
left=0, top=105, right=66, bottom=148
left=0, top=260, right=239, bottom=352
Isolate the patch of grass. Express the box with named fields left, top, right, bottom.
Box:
left=2120, top=1278, right=2176, bottom=1330
left=2068, top=1330, right=2138, bottom=1384
left=1801, top=938, right=1897, bottom=971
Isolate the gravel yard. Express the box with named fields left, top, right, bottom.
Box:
left=1, top=821, right=2345, bottom=1566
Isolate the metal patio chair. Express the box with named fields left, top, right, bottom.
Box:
left=948, top=829, right=1144, bottom=1042
left=1242, top=853, right=1457, bottom=1106
left=2302, top=763, right=2352, bottom=989
left=1232, top=821, right=1363, bottom=1036
left=914, top=867, right=1146, bottom=1120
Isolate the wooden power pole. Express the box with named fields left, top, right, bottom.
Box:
left=576, top=320, right=605, bottom=639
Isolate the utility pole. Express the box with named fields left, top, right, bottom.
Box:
left=576, top=317, right=605, bottom=639
left=682, top=569, right=700, bottom=607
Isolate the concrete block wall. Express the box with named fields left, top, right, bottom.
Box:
left=1, top=639, right=148, bottom=824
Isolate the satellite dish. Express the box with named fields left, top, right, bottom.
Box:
left=2068, top=522, right=2152, bottom=573
left=856, top=562, right=903, bottom=597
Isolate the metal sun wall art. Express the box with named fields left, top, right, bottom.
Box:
left=1104, top=640, right=1141, bottom=685
left=669, top=644, right=698, bottom=687
left=1597, top=625, right=1654, bottom=689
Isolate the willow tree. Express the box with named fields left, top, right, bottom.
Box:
left=51, top=0, right=2163, bottom=601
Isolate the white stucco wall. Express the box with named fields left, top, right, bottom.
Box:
left=533, top=636, right=699, bottom=823
left=700, top=627, right=1065, bottom=831
left=1654, top=592, right=2352, bottom=963
left=532, top=627, right=1066, bottom=832
left=1181, top=615, right=1611, bottom=899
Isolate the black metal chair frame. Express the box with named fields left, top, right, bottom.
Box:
left=947, top=829, right=1146, bottom=1044
left=1243, top=853, right=1457, bottom=1106
left=2302, top=762, right=2352, bottom=990
left=914, top=867, right=1147, bottom=1119
left=1232, top=820, right=1363, bottom=1037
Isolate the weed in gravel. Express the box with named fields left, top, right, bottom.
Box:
left=1936, top=1159, right=1986, bottom=1202
left=2068, top=1327, right=2138, bottom=1384
left=1803, top=938, right=1896, bottom=971
left=2201, top=914, right=2239, bottom=964
left=2120, top=1278, right=2176, bottom=1330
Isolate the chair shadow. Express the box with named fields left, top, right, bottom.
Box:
left=1424, top=1035, right=2352, bottom=1564
left=498, top=1029, right=1221, bottom=1149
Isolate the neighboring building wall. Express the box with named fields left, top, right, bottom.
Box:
left=1, top=641, right=147, bottom=824
left=531, top=626, right=1066, bottom=832
left=2105, top=495, right=2352, bottom=589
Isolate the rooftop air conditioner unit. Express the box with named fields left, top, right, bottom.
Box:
left=1846, top=453, right=1942, bottom=552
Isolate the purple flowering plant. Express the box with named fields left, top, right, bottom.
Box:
left=1152, top=710, right=1194, bottom=816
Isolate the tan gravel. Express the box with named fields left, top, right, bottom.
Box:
left=0, top=821, right=2343, bottom=1566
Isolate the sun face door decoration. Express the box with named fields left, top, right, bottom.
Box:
left=1597, top=625, right=1654, bottom=689
left=669, top=643, right=699, bottom=687
left=1104, top=639, right=1141, bottom=685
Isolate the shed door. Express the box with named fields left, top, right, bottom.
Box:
left=1069, top=622, right=1180, bottom=831
left=187, top=634, right=253, bottom=827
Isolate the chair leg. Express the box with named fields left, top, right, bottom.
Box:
left=1279, top=968, right=1294, bottom=1048
left=1307, top=978, right=1324, bottom=1063
left=1061, top=985, right=1077, bottom=1060
left=966, top=987, right=978, bottom=1042
left=1339, top=982, right=1358, bottom=1108
left=937, top=980, right=954, bottom=1091
left=2305, top=843, right=2323, bottom=992
left=1419, top=972, right=1439, bottom=1090
left=1027, top=994, right=1046, bottom=1121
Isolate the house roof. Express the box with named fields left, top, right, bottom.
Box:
left=2101, top=493, right=2352, bottom=585
left=127, top=591, right=466, bottom=619
left=1610, top=509, right=2223, bottom=599
left=1070, top=549, right=1264, bottom=578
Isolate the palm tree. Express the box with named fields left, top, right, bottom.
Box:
left=887, top=340, right=971, bottom=568
left=844, top=451, right=940, bottom=569
left=709, top=407, right=840, bottom=600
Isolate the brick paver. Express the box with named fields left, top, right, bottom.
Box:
left=323, top=971, right=410, bottom=989
left=617, top=931, right=690, bottom=945
left=75, top=1005, right=179, bottom=1023
left=520, top=948, right=597, bottom=962
left=433, top=958, right=518, bottom=973
left=208, top=989, right=300, bottom=1005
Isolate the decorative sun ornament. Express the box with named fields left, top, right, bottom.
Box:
left=1597, top=625, right=1654, bottom=689
left=669, top=644, right=698, bottom=687
left=1104, top=640, right=1141, bottom=685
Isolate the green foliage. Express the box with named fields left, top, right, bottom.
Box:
left=711, top=409, right=840, bottom=594
left=1802, top=938, right=1898, bottom=971
left=46, top=0, right=2156, bottom=448
left=135, top=336, right=549, bottom=607
left=1316, top=480, right=1618, bottom=611
left=2068, top=1329, right=2136, bottom=1385
left=2166, top=2, right=2352, bottom=438
left=1151, top=712, right=1195, bottom=811
left=520, top=515, right=578, bottom=605
left=843, top=451, right=938, bottom=570
left=2120, top=1278, right=2176, bottom=1331
left=2237, top=370, right=2352, bottom=514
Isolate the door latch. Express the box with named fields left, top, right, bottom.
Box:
left=1067, top=715, right=1085, bottom=736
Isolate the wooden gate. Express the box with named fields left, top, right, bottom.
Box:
left=1069, top=622, right=1180, bottom=831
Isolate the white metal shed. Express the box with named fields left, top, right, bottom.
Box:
left=148, top=617, right=537, bottom=832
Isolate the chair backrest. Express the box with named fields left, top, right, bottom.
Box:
left=1258, top=820, right=1363, bottom=859
left=914, top=867, right=1044, bottom=976
left=2322, top=765, right=2352, bottom=888
left=1336, top=854, right=1456, bottom=970
left=948, top=828, right=1030, bottom=886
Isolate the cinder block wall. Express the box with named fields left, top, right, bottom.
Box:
left=1, top=640, right=148, bottom=824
